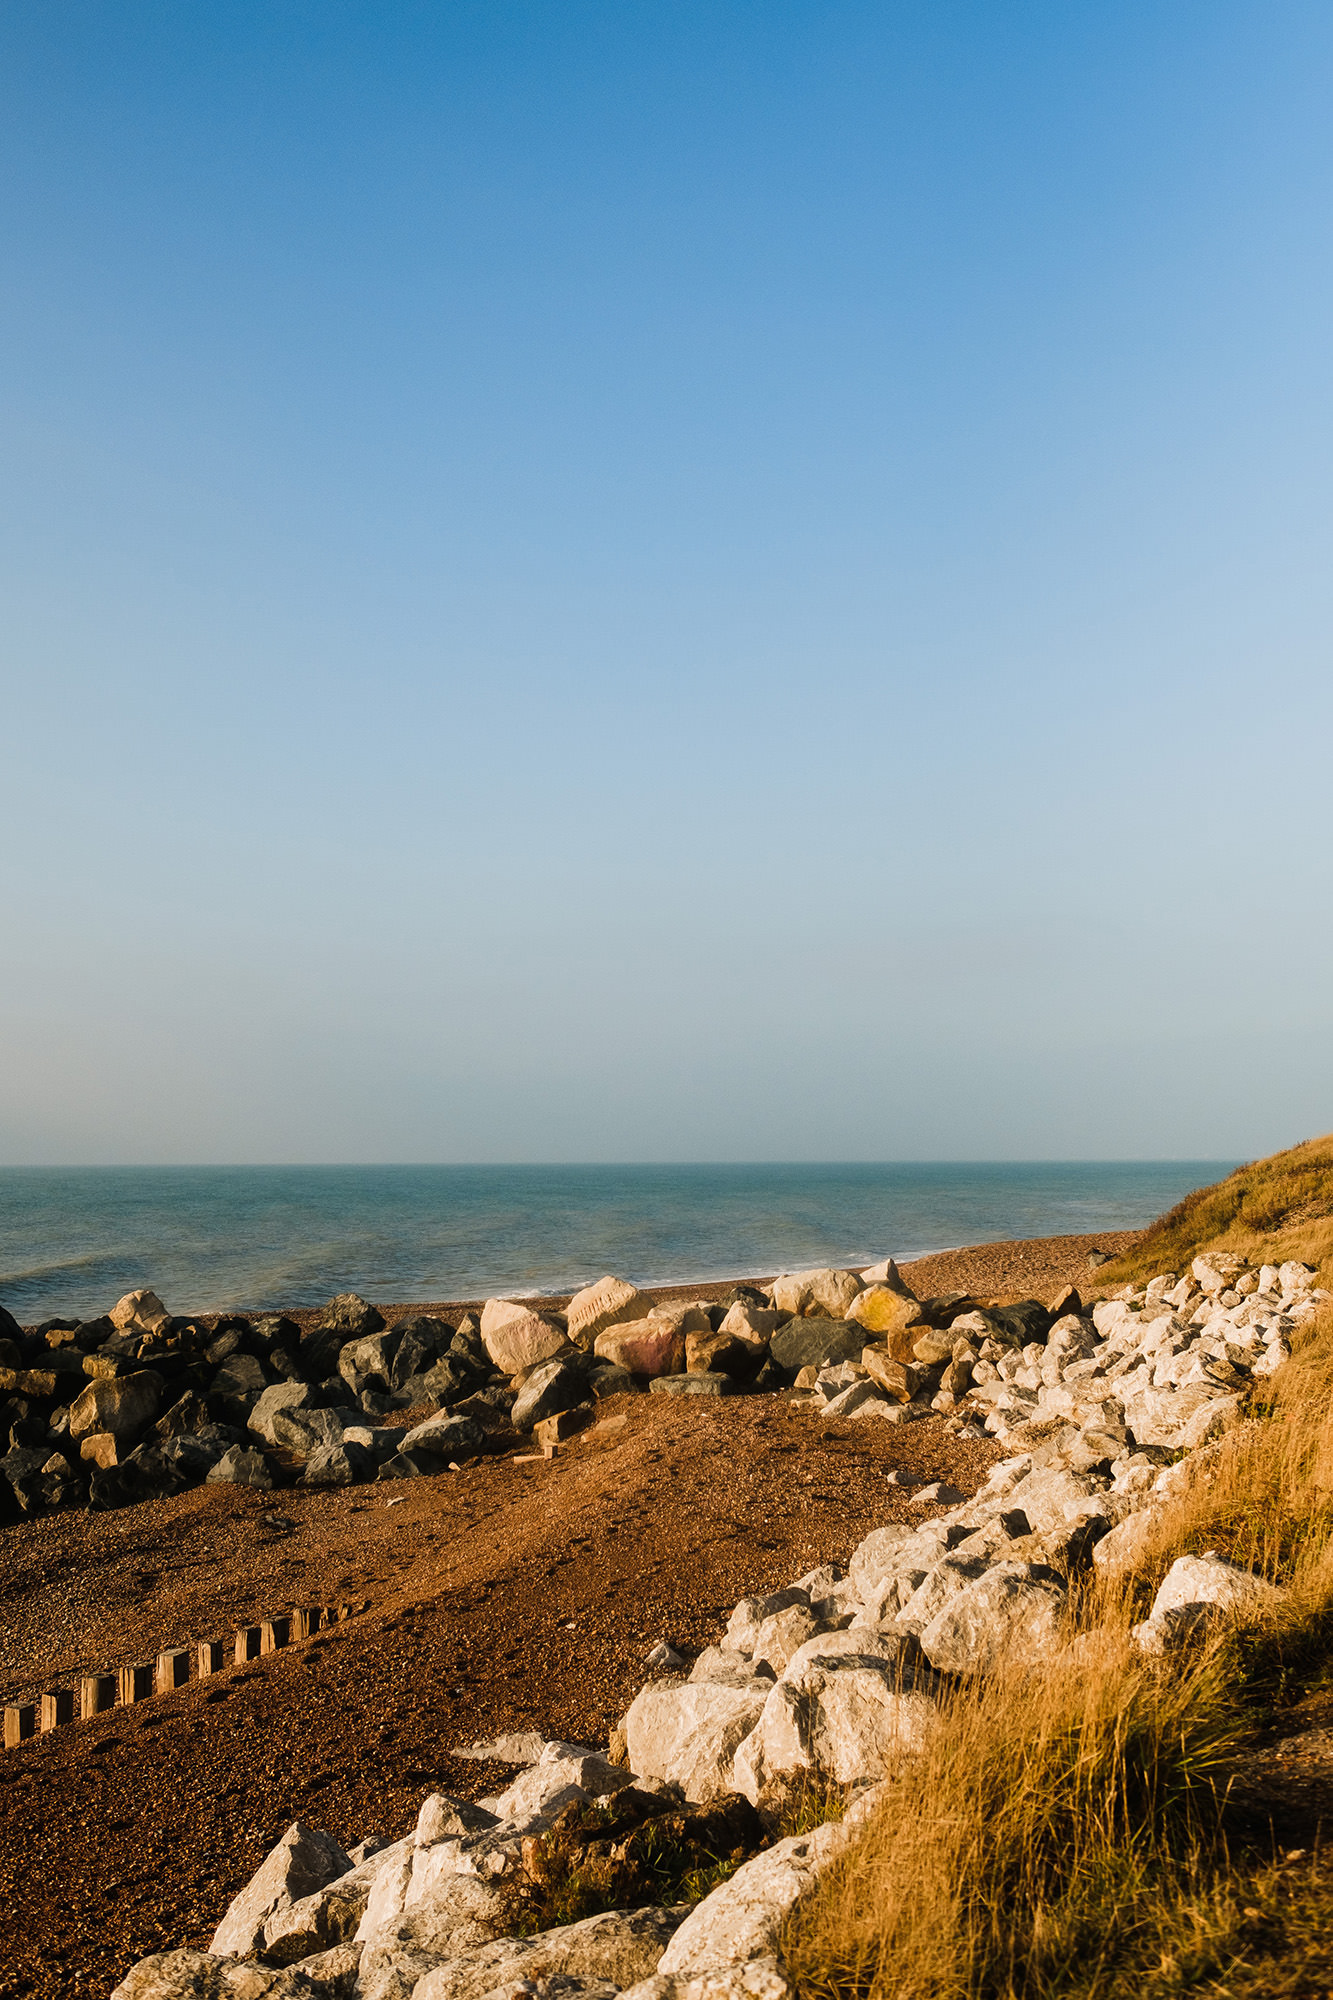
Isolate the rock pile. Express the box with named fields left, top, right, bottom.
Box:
left=108, top=1252, right=1328, bottom=1999
left=0, top=1259, right=1070, bottom=1518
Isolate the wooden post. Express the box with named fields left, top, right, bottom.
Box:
left=80, top=1673, right=117, bottom=1719
left=260, top=1616, right=291, bottom=1655
left=233, top=1626, right=263, bottom=1665
left=196, top=1639, right=226, bottom=1678
left=117, top=1663, right=153, bottom=1705
left=293, top=1608, right=322, bottom=1639
left=3, top=1704, right=36, bottom=1749
left=39, top=1690, right=74, bottom=1731
left=155, top=1648, right=190, bottom=1693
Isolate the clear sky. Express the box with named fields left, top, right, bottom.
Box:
left=2, top=2, right=1331, bottom=1165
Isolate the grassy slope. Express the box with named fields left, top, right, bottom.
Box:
left=1096, top=1133, right=1333, bottom=1287
left=786, top=1136, right=1333, bottom=2000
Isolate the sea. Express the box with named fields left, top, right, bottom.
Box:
left=0, top=1161, right=1233, bottom=1325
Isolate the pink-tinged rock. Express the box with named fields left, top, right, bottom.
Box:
left=594, top=1318, right=687, bottom=1377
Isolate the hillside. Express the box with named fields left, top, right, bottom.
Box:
left=1095, top=1133, right=1333, bottom=1287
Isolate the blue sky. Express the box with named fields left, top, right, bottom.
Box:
left=2, top=2, right=1331, bottom=1163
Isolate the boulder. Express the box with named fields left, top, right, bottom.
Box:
left=858, top=1258, right=915, bottom=1296
left=733, top=1658, right=936, bottom=1800
left=399, top=1905, right=680, bottom=2000
left=722, top=1589, right=810, bottom=1656
left=211, top=1352, right=269, bottom=1412
left=489, top=1743, right=636, bottom=1819
left=480, top=1301, right=571, bottom=1376
left=210, top=1821, right=353, bottom=1957
left=262, top=1842, right=400, bottom=1964
left=751, top=1604, right=822, bottom=1674
left=770, top=1269, right=863, bottom=1320
left=320, top=1293, right=386, bottom=1337
left=355, top=1876, right=510, bottom=1997
left=564, top=1276, right=654, bottom=1350
left=621, top=1682, right=769, bottom=1802
left=650, top=1372, right=732, bottom=1398
left=338, top=1333, right=402, bottom=1400
left=594, top=1319, right=687, bottom=1378
left=110, top=1289, right=171, bottom=1336
left=206, top=1445, right=275, bottom=1489
left=918, top=1562, right=1066, bottom=1675
left=511, top=1360, right=591, bottom=1432
left=79, top=1432, right=121, bottom=1470
left=717, top=1302, right=787, bottom=1342
left=847, top=1288, right=924, bottom=1345
left=68, top=1371, right=164, bottom=1447
left=394, top=1411, right=485, bottom=1472
left=685, top=1326, right=768, bottom=1378
left=657, top=1824, right=848, bottom=1978
left=300, top=1443, right=367, bottom=1488
left=111, top=1947, right=361, bottom=1997
left=248, top=1383, right=315, bottom=1447
left=769, top=1318, right=862, bottom=1377
left=860, top=1349, right=929, bottom=1403
left=1147, top=1552, right=1286, bottom=1626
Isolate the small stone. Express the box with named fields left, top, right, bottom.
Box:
left=650, top=1371, right=732, bottom=1398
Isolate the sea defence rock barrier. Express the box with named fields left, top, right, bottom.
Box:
left=1, top=1258, right=1142, bottom=1522
left=1, top=1601, right=367, bottom=1752
left=104, top=1251, right=1329, bottom=2000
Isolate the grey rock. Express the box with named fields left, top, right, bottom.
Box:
left=338, top=1332, right=402, bottom=1400
left=321, top=1293, right=386, bottom=1337
left=300, top=1442, right=369, bottom=1488
left=206, top=1445, right=275, bottom=1489
left=649, top=1373, right=733, bottom=1398
left=769, top=1318, right=863, bottom=1377
left=512, top=1360, right=591, bottom=1433
left=248, top=1383, right=315, bottom=1447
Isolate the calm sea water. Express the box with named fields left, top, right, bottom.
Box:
left=0, top=1163, right=1231, bottom=1323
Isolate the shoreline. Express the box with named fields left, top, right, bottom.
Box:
left=126, top=1226, right=1141, bottom=1333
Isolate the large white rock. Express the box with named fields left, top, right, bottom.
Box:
left=658, top=1824, right=848, bottom=1978
left=722, top=1588, right=809, bottom=1656
left=111, top=1945, right=360, bottom=1997
left=918, top=1562, right=1066, bottom=1676
left=110, top=1288, right=171, bottom=1335
left=356, top=1877, right=530, bottom=2000
left=769, top=1269, right=862, bottom=1320
left=751, top=1604, right=821, bottom=1674
left=717, top=1303, right=787, bottom=1341
left=478, top=1300, right=570, bottom=1374
left=406, top=1906, right=681, bottom=2000
left=210, top=1821, right=352, bottom=1958
left=1150, top=1552, right=1287, bottom=1622
left=260, top=1841, right=404, bottom=1965
left=733, top=1656, right=936, bottom=1801
left=564, top=1275, right=654, bottom=1349
left=621, top=1682, right=769, bottom=1801
left=488, top=1742, right=635, bottom=1819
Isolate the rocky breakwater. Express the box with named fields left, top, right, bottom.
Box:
left=106, top=1252, right=1328, bottom=2000
left=0, top=1258, right=1086, bottom=1519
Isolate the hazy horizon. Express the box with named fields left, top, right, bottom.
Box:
left=3, top=5, right=1331, bottom=1166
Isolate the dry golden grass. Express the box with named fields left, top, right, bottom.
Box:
left=1096, top=1135, right=1333, bottom=1288
left=783, top=1305, right=1333, bottom=2000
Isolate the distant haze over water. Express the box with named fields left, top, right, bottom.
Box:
left=0, top=1163, right=1234, bottom=1324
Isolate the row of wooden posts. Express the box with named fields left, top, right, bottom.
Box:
left=2, top=1599, right=367, bottom=1749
